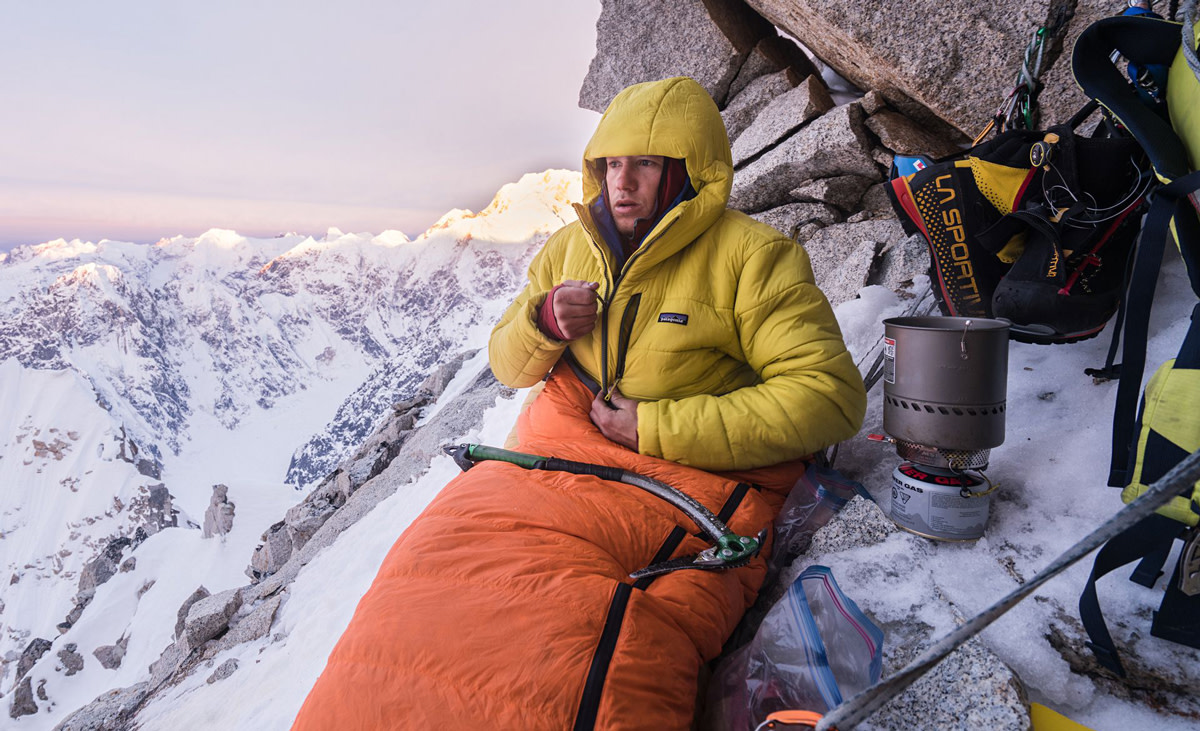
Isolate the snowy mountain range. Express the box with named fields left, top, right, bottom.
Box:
left=0, top=170, right=581, bottom=722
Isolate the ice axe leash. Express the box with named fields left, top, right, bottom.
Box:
left=804, top=448, right=1200, bottom=730
left=443, top=443, right=765, bottom=580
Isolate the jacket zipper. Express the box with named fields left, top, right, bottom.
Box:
left=572, top=482, right=758, bottom=730
left=580, top=214, right=679, bottom=399
left=608, top=294, right=641, bottom=397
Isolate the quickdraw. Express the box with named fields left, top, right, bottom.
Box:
left=974, top=11, right=1071, bottom=145
left=443, top=443, right=766, bottom=579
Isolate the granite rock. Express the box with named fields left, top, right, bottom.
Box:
left=202, top=484, right=235, bottom=539
left=57, top=643, right=84, bottom=676
left=580, top=0, right=788, bottom=111
left=1036, top=0, right=1111, bottom=130
left=722, top=70, right=797, bottom=142
left=206, top=658, right=239, bottom=684
left=184, top=588, right=243, bottom=649
left=871, top=231, right=932, bottom=292
left=9, top=677, right=37, bottom=719
left=51, top=682, right=151, bottom=730
left=742, top=0, right=1070, bottom=137
left=175, top=586, right=211, bottom=640
left=751, top=203, right=842, bottom=240
left=727, top=35, right=818, bottom=100
left=788, top=175, right=874, bottom=212
left=730, top=103, right=881, bottom=213
left=730, top=75, right=835, bottom=166
left=92, top=636, right=128, bottom=670
left=866, top=109, right=963, bottom=158
left=15, top=637, right=52, bottom=683
left=800, top=219, right=912, bottom=305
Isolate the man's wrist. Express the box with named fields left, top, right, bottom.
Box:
left=536, top=284, right=568, bottom=341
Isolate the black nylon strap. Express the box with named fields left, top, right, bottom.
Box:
left=1109, top=173, right=1200, bottom=486
left=1079, top=513, right=1182, bottom=675
left=573, top=582, right=633, bottom=731
left=575, top=483, right=756, bottom=728
left=1151, top=551, right=1200, bottom=649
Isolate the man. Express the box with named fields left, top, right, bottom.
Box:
left=292, top=76, right=866, bottom=731
left=490, top=76, right=866, bottom=469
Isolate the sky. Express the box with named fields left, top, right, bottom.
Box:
left=0, top=1, right=602, bottom=250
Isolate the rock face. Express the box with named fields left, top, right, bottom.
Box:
left=1037, top=0, right=1113, bottom=129
left=722, top=70, right=798, bottom=141
left=78, top=538, right=131, bottom=594
left=9, top=677, right=37, bottom=719
left=57, top=644, right=84, bottom=677
left=730, top=102, right=882, bottom=213
left=201, top=484, right=235, bottom=539
left=742, top=0, right=1073, bottom=137
left=59, top=359, right=519, bottom=728
left=799, top=219, right=914, bottom=307
left=183, top=589, right=243, bottom=649
left=580, top=0, right=816, bottom=111
left=15, top=637, right=52, bottom=685
left=92, top=637, right=128, bottom=670
left=206, top=658, right=238, bottom=684
left=175, top=586, right=211, bottom=640
left=730, top=75, right=835, bottom=165
left=252, top=352, right=473, bottom=581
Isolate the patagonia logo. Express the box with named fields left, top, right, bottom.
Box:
left=658, top=312, right=689, bottom=325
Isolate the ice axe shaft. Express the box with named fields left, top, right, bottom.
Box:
left=443, top=443, right=764, bottom=576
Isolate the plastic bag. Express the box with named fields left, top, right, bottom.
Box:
left=704, top=566, right=884, bottom=730
left=769, top=466, right=873, bottom=578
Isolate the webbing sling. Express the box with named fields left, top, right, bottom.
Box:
left=1078, top=513, right=1183, bottom=675
left=1071, top=16, right=1200, bottom=484
left=1109, top=172, right=1200, bottom=486
left=1081, top=301, right=1200, bottom=674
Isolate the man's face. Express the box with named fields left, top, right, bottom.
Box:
left=605, top=155, right=664, bottom=236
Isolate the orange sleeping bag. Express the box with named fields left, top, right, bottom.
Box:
left=292, top=368, right=807, bottom=730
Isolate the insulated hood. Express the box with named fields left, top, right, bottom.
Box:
left=582, top=77, right=734, bottom=219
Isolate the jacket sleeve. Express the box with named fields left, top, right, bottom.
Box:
left=488, top=234, right=570, bottom=388
left=636, top=240, right=867, bottom=471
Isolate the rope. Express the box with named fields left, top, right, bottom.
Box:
left=1184, top=0, right=1200, bottom=80
left=816, top=448, right=1200, bottom=730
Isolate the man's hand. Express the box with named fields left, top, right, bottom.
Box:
left=590, top=389, right=638, bottom=451
left=553, top=280, right=600, bottom=341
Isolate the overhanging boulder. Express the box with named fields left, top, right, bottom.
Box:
left=742, top=0, right=1073, bottom=138
left=580, top=0, right=816, bottom=111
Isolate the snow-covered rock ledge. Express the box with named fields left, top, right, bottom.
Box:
left=50, top=350, right=518, bottom=730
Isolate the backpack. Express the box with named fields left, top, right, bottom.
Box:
left=1071, top=11, right=1200, bottom=676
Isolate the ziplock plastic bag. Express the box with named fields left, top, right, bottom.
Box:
left=704, top=566, right=884, bottom=730
left=769, top=466, right=873, bottom=578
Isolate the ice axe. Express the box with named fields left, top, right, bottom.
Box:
left=443, top=443, right=766, bottom=579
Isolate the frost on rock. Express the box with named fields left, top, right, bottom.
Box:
left=201, top=484, right=235, bottom=539
left=57, top=643, right=85, bottom=677
left=92, top=636, right=128, bottom=670
left=206, top=658, right=238, bottom=684
left=183, top=589, right=243, bottom=649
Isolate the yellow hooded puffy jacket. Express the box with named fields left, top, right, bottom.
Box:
left=489, top=76, right=867, bottom=470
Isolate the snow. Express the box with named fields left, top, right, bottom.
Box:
left=816, top=254, right=1198, bottom=729
left=3, top=168, right=1197, bottom=729
left=133, top=365, right=529, bottom=730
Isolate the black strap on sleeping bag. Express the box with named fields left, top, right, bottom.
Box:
left=573, top=482, right=756, bottom=731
